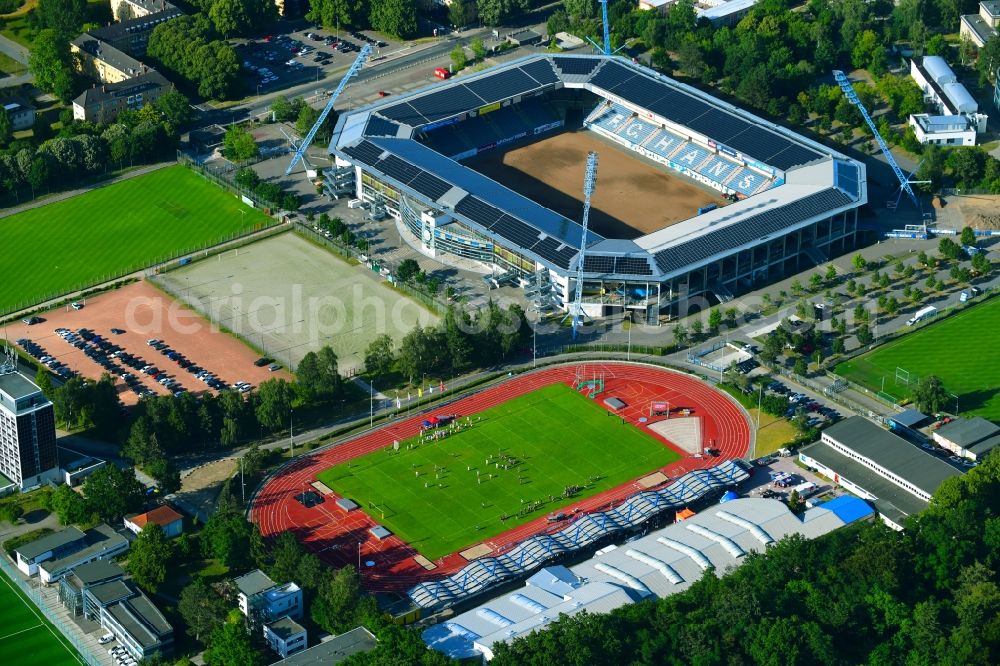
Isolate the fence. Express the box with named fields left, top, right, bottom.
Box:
left=0, top=556, right=102, bottom=665
left=177, top=152, right=271, bottom=209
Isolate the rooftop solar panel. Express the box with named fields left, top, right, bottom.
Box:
left=615, top=256, right=653, bottom=276
left=365, top=116, right=400, bottom=137
left=653, top=189, right=852, bottom=273
left=409, top=171, right=451, bottom=201
left=455, top=196, right=503, bottom=227
left=342, top=140, right=384, bottom=164
left=409, top=85, right=487, bottom=124
left=494, top=215, right=542, bottom=248
left=376, top=154, right=421, bottom=184
left=589, top=61, right=635, bottom=91
left=520, top=58, right=559, bottom=85
left=377, top=102, right=428, bottom=126
left=724, top=125, right=792, bottom=163
left=768, top=144, right=823, bottom=170
left=552, top=57, right=601, bottom=76
left=645, top=90, right=712, bottom=125
left=583, top=255, right=616, bottom=273
left=465, top=68, right=540, bottom=105
left=685, top=108, right=749, bottom=144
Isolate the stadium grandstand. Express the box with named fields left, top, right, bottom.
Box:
left=329, top=54, right=866, bottom=323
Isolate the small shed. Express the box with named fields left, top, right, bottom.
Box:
left=336, top=498, right=358, bottom=512
left=603, top=397, right=626, bottom=411
left=370, top=526, right=392, bottom=541
left=889, top=409, right=929, bottom=430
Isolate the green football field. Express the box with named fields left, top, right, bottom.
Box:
left=0, top=568, right=82, bottom=665
left=835, top=296, right=1000, bottom=422
left=0, top=165, right=272, bottom=315
left=318, top=383, right=680, bottom=560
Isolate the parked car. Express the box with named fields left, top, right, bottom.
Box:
left=21, top=316, right=41, bottom=325
left=71, top=301, right=84, bottom=310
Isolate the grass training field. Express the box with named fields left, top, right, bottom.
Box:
left=835, top=296, right=1000, bottom=422
left=0, top=165, right=272, bottom=315
left=318, top=383, right=680, bottom=560
left=0, top=568, right=81, bottom=665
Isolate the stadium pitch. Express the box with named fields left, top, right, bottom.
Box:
left=465, top=130, right=726, bottom=240
left=317, top=383, right=680, bottom=560
left=0, top=569, right=82, bottom=665
left=834, top=296, right=1000, bottom=421
left=0, top=165, right=271, bottom=315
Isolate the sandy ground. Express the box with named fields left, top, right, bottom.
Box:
left=465, top=129, right=728, bottom=239
left=154, top=232, right=438, bottom=374
left=939, top=193, right=1000, bottom=230
left=6, top=281, right=292, bottom=405
left=176, top=456, right=238, bottom=519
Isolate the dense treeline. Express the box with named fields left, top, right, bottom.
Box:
left=486, top=453, right=1000, bottom=665
left=0, top=96, right=188, bottom=202
left=147, top=15, right=241, bottom=100
left=307, top=0, right=421, bottom=38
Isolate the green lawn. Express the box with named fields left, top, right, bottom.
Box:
left=0, top=165, right=273, bottom=315
left=0, top=567, right=82, bottom=665
left=835, top=296, right=1000, bottom=422
left=318, top=383, right=680, bottom=560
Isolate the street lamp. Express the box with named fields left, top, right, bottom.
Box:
left=370, top=378, right=376, bottom=428
left=289, top=409, right=294, bottom=456
left=626, top=311, right=633, bottom=361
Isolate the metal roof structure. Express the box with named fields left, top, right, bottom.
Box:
left=822, top=416, right=962, bottom=497
left=234, top=569, right=277, bottom=597
left=407, top=460, right=750, bottom=610
left=14, top=526, right=86, bottom=561
left=332, top=54, right=865, bottom=282
left=275, top=627, right=377, bottom=665
left=424, top=497, right=854, bottom=660
left=0, top=371, right=43, bottom=401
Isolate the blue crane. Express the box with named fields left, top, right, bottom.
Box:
left=285, top=44, right=373, bottom=176
left=565, top=151, right=600, bottom=338
left=833, top=69, right=920, bottom=211
left=586, top=0, right=621, bottom=56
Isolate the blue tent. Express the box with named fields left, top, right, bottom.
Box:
left=719, top=491, right=740, bottom=503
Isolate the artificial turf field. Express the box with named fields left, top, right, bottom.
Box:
left=0, top=568, right=81, bottom=665
left=0, top=165, right=272, bottom=315
left=318, top=383, right=681, bottom=560
left=834, top=295, right=1000, bottom=422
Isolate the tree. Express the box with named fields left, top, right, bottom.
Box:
left=29, top=29, right=76, bottom=103
left=296, top=103, right=336, bottom=145
left=395, top=258, right=420, bottom=283
left=914, top=374, right=949, bottom=414
left=223, top=125, right=259, bottom=162
left=449, top=0, right=475, bottom=27
left=470, top=37, right=487, bottom=62
left=128, top=524, right=172, bottom=593
left=673, top=323, right=688, bottom=347
left=255, top=379, right=294, bottom=431
left=960, top=226, right=977, bottom=247
left=50, top=484, right=90, bottom=525
left=37, top=0, right=87, bottom=38
left=147, top=458, right=181, bottom=495
left=476, top=0, right=528, bottom=25
left=450, top=44, right=467, bottom=71
left=975, top=34, right=1000, bottom=85
left=0, top=109, right=11, bottom=147
left=370, top=0, right=418, bottom=38
left=296, top=347, right=341, bottom=400
left=200, top=507, right=254, bottom=569
left=853, top=254, right=868, bottom=272
left=155, top=89, right=192, bottom=128
left=856, top=324, right=874, bottom=346
left=204, top=622, right=263, bottom=666
left=708, top=309, right=722, bottom=334
left=178, top=579, right=228, bottom=641
left=82, top=465, right=145, bottom=523
left=364, top=334, right=395, bottom=376
left=312, top=566, right=376, bottom=634
left=147, top=16, right=241, bottom=100
left=972, top=251, right=992, bottom=276
left=825, top=264, right=837, bottom=282
left=793, top=356, right=808, bottom=376
left=939, top=237, right=962, bottom=261
left=809, top=273, right=823, bottom=292
left=690, top=319, right=703, bottom=339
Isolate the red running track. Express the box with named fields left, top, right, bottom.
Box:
left=250, top=363, right=750, bottom=593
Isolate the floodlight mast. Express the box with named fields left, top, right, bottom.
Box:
left=586, top=0, right=623, bottom=55
left=285, top=44, right=373, bottom=176
left=566, top=151, right=599, bottom=338
left=832, top=69, right=920, bottom=212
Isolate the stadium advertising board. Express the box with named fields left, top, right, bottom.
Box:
left=479, top=101, right=502, bottom=115
left=533, top=120, right=564, bottom=135
left=747, top=159, right=775, bottom=177
left=477, top=141, right=497, bottom=152
left=497, top=131, right=528, bottom=147
left=452, top=148, right=478, bottom=161
left=423, top=116, right=462, bottom=132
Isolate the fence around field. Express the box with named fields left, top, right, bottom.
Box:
left=0, top=556, right=102, bottom=666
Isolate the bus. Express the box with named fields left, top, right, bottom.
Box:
left=907, top=305, right=937, bottom=326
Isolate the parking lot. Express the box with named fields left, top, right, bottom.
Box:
left=237, top=28, right=395, bottom=97
left=7, top=281, right=292, bottom=405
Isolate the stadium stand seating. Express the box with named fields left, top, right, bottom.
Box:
left=699, top=155, right=739, bottom=184
left=421, top=98, right=562, bottom=159
left=644, top=128, right=687, bottom=160
left=407, top=460, right=751, bottom=610
left=671, top=142, right=712, bottom=171
left=618, top=118, right=659, bottom=146
left=588, top=103, right=633, bottom=135
left=727, top=167, right=767, bottom=197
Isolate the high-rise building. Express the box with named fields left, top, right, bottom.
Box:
left=0, top=369, right=60, bottom=490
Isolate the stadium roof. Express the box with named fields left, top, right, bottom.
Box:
left=822, top=416, right=962, bottom=497
left=332, top=54, right=865, bottom=281
left=423, top=498, right=853, bottom=660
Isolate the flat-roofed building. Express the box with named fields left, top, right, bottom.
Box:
left=235, top=569, right=304, bottom=627
left=58, top=559, right=125, bottom=618
left=0, top=96, right=35, bottom=130
left=265, top=616, right=308, bottom=658
left=961, top=1, right=1000, bottom=47
left=933, top=416, right=1000, bottom=461
left=87, top=577, right=174, bottom=659
left=274, top=627, right=377, bottom=665
left=36, top=523, right=129, bottom=584
left=0, top=370, right=59, bottom=490
left=909, top=56, right=988, bottom=145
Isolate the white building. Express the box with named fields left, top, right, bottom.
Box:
left=960, top=1, right=1000, bottom=48
left=909, top=57, right=988, bottom=145
left=14, top=524, right=129, bottom=584
left=264, top=616, right=308, bottom=658
left=932, top=416, right=1000, bottom=461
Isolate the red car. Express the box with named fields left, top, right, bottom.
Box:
left=434, top=67, right=450, bottom=80
left=290, top=47, right=300, bottom=53
left=377, top=90, right=389, bottom=97
left=263, top=34, right=273, bottom=42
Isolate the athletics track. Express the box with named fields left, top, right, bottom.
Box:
left=250, top=363, right=751, bottom=593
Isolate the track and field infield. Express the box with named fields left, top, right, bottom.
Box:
left=155, top=232, right=438, bottom=373
left=834, top=296, right=1000, bottom=422
left=252, top=363, right=751, bottom=592
left=0, top=569, right=82, bottom=666
left=464, top=129, right=727, bottom=239
left=0, top=165, right=272, bottom=316
left=317, top=383, right=681, bottom=560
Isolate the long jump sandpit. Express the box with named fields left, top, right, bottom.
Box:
left=464, top=130, right=727, bottom=239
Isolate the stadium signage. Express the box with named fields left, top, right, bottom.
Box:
left=497, top=131, right=528, bottom=147
left=479, top=101, right=503, bottom=115
left=423, top=116, right=462, bottom=132
left=533, top=120, right=563, bottom=135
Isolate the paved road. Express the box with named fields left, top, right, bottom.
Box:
left=0, top=33, right=29, bottom=65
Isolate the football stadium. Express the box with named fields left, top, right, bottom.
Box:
left=328, top=54, right=867, bottom=322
